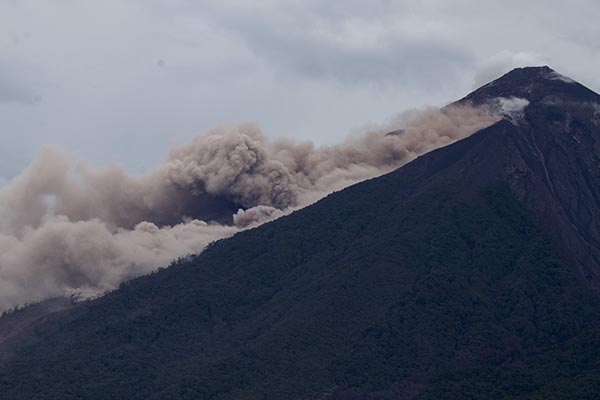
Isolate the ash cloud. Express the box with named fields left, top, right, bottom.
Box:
left=233, top=206, right=286, bottom=228
left=0, top=217, right=237, bottom=311
left=494, top=97, right=530, bottom=124
left=0, top=103, right=500, bottom=312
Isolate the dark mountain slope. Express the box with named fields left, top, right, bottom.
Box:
left=2, top=67, right=600, bottom=399
left=461, top=66, right=600, bottom=288
left=0, top=297, right=76, bottom=364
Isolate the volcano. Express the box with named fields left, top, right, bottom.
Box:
left=2, top=67, right=600, bottom=399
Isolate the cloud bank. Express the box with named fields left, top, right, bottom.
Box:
left=0, top=103, right=499, bottom=311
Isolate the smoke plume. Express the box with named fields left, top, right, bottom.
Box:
left=0, top=103, right=500, bottom=311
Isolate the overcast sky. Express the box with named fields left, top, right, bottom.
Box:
left=1, top=0, right=599, bottom=183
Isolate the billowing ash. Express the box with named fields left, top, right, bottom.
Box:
left=495, top=97, right=530, bottom=124
left=0, top=104, right=500, bottom=312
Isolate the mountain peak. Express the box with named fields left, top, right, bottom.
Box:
left=490, top=65, right=574, bottom=88
left=462, top=65, right=600, bottom=105
left=500, top=65, right=559, bottom=79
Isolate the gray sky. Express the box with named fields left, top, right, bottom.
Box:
left=1, top=0, right=599, bottom=181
